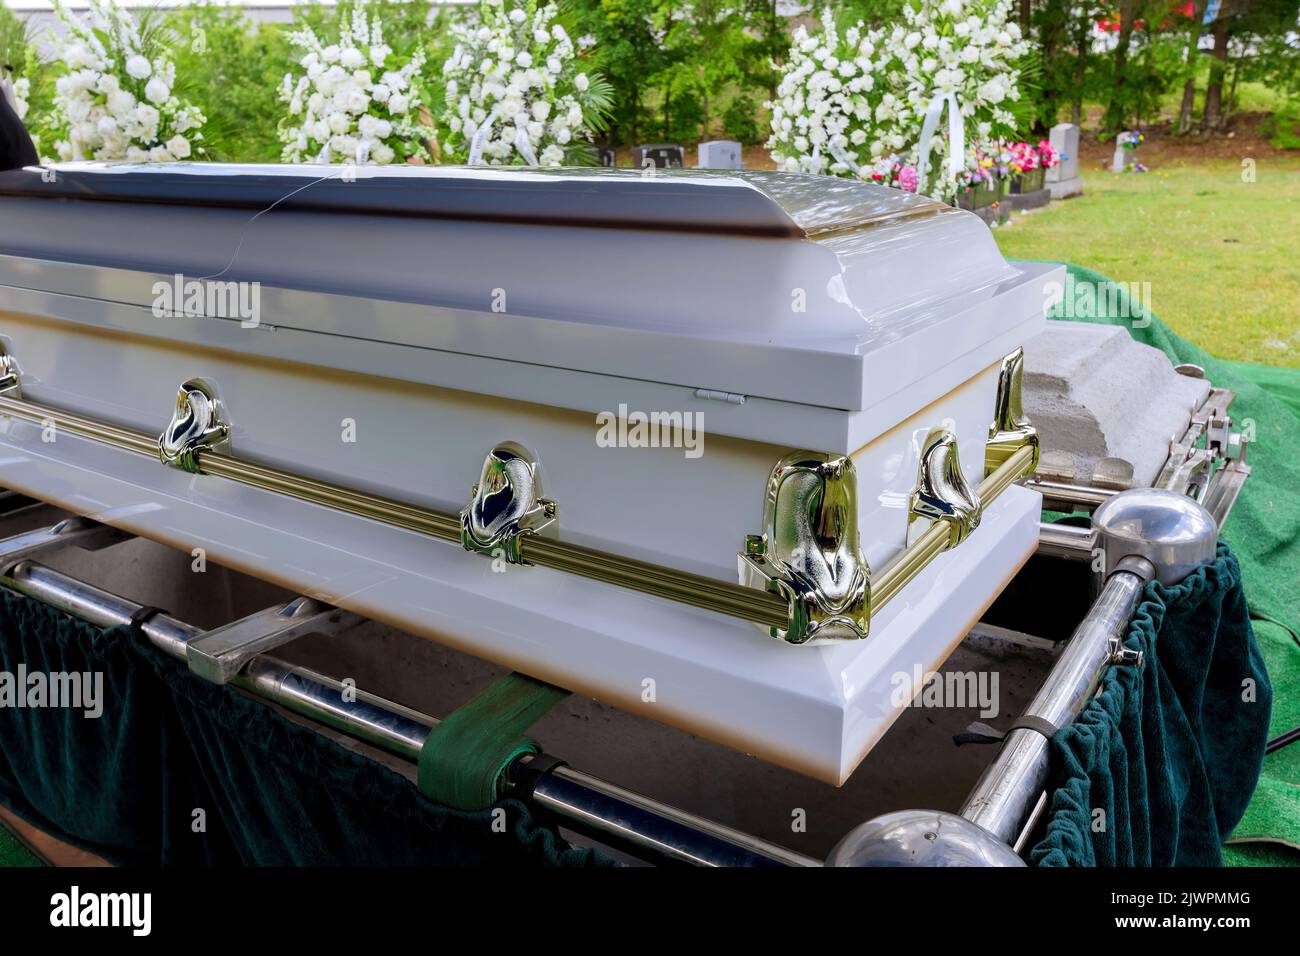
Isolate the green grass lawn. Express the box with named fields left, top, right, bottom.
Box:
left=994, top=160, right=1300, bottom=367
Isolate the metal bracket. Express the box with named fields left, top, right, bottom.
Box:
left=186, top=596, right=363, bottom=684
left=158, top=378, right=229, bottom=474
left=1107, top=636, right=1144, bottom=667
left=910, top=428, right=981, bottom=549
left=738, top=452, right=871, bottom=644
left=0, top=517, right=133, bottom=574
left=460, top=442, right=557, bottom=565
left=985, top=347, right=1040, bottom=477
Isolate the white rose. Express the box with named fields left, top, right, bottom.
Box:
left=573, top=72, right=588, bottom=92
left=145, top=77, right=170, bottom=105
left=373, top=143, right=395, bottom=164
left=126, top=146, right=148, bottom=163
left=125, top=55, right=152, bottom=80
left=388, top=93, right=409, bottom=114
left=167, top=135, right=192, bottom=159
left=516, top=51, right=532, bottom=68
left=135, top=104, right=160, bottom=129
left=341, top=47, right=365, bottom=69
left=323, top=45, right=341, bottom=63
left=148, top=145, right=174, bottom=163
left=370, top=45, right=391, bottom=67
left=108, top=89, right=136, bottom=115
left=372, top=84, right=391, bottom=102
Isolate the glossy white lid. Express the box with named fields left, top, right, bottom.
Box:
left=0, top=164, right=1048, bottom=443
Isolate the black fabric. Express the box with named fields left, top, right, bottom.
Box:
left=0, top=592, right=614, bottom=866
left=0, top=91, right=37, bottom=171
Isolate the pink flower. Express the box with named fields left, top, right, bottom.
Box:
left=898, top=165, right=919, bottom=192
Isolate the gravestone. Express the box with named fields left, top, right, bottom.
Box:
left=597, top=147, right=617, bottom=168
left=633, top=144, right=685, bottom=169
left=697, top=140, right=744, bottom=169
left=1111, top=143, right=1132, bottom=173
left=1047, top=122, right=1084, bottom=200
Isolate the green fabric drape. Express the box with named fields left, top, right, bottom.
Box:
left=0, top=592, right=613, bottom=867
left=1029, top=546, right=1271, bottom=866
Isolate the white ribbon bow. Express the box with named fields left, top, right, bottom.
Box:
left=513, top=126, right=539, bottom=166
left=915, top=91, right=965, bottom=194
left=467, top=106, right=500, bottom=166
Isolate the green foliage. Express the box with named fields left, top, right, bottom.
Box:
left=164, top=4, right=292, bottom=162
left=722, top=94, right=762, bottom=143
left=1264, top=101, right=1300, bottom=149
left=564, top=0, right=675, bottom=143
left=0, top=2, right=52, bottom=121
left=565, top=0, right=775, bottom=144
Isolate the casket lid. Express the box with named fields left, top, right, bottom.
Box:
left=0, top=163, right=1050, bottom=448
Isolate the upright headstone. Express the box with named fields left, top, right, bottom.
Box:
left=697, top=140, right=744, bottom=169
left=633, top=144, right=685, bottom=169
left=1048, top=122, right=1084, bottom=200
left=597, top=146, right=617, bottom=168
left=1111, top=142, right=1131, bottom=173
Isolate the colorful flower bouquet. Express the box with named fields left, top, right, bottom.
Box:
left=1007, top=139, right=1057, bottom=193
left=1116, top=130, right=1147, bottom=172
left=866, top=156, right=921, bottom=193
left=955, top=142, right=1004, bottom=209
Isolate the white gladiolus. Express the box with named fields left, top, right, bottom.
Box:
left=279, top=3, right=430, bottom=164
left=45, top=0, right=206, bottom=163
left=440, top=0, right=608, bottom=166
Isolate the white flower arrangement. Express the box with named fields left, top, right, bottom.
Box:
left=279, top=3, right=431, bottom=165
left=768, top=0, right=1029, bottom=199
left=45, top=0, right=205, bottom=163
left=440, top=0, right=611, bottom=166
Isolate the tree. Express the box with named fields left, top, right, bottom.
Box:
left=565, top=0, right=675, bottom=144
left=1202, top=0, right=1233, bottom=127
left=1176, top=0, right=1209, bottom=133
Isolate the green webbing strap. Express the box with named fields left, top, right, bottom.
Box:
left=417, top=672, right=570, bottom=811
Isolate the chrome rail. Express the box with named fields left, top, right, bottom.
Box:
left=829, top=488, right=1221, bottom=867
left=958, top=566, right=1148, bottom=844
left=0, top=557, right=819, bottom=868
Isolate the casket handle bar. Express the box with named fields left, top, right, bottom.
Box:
left=739, top=426, right=988, bottom=645
left=738, top=453, right=871, bottom=644
left=910, top=427, right=981, bottom=548
left=158, top=378, right=229, bottom=474
left=0, top=359, right=1037, bottom=642
left=460, top=442, right=557, bottom=565
left=985, top=347, right=1040, bottom=477
left=0, top=343, right=21, bottom=400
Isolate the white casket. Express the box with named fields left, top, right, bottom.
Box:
left=0, top=164, right=1058, bottom=783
